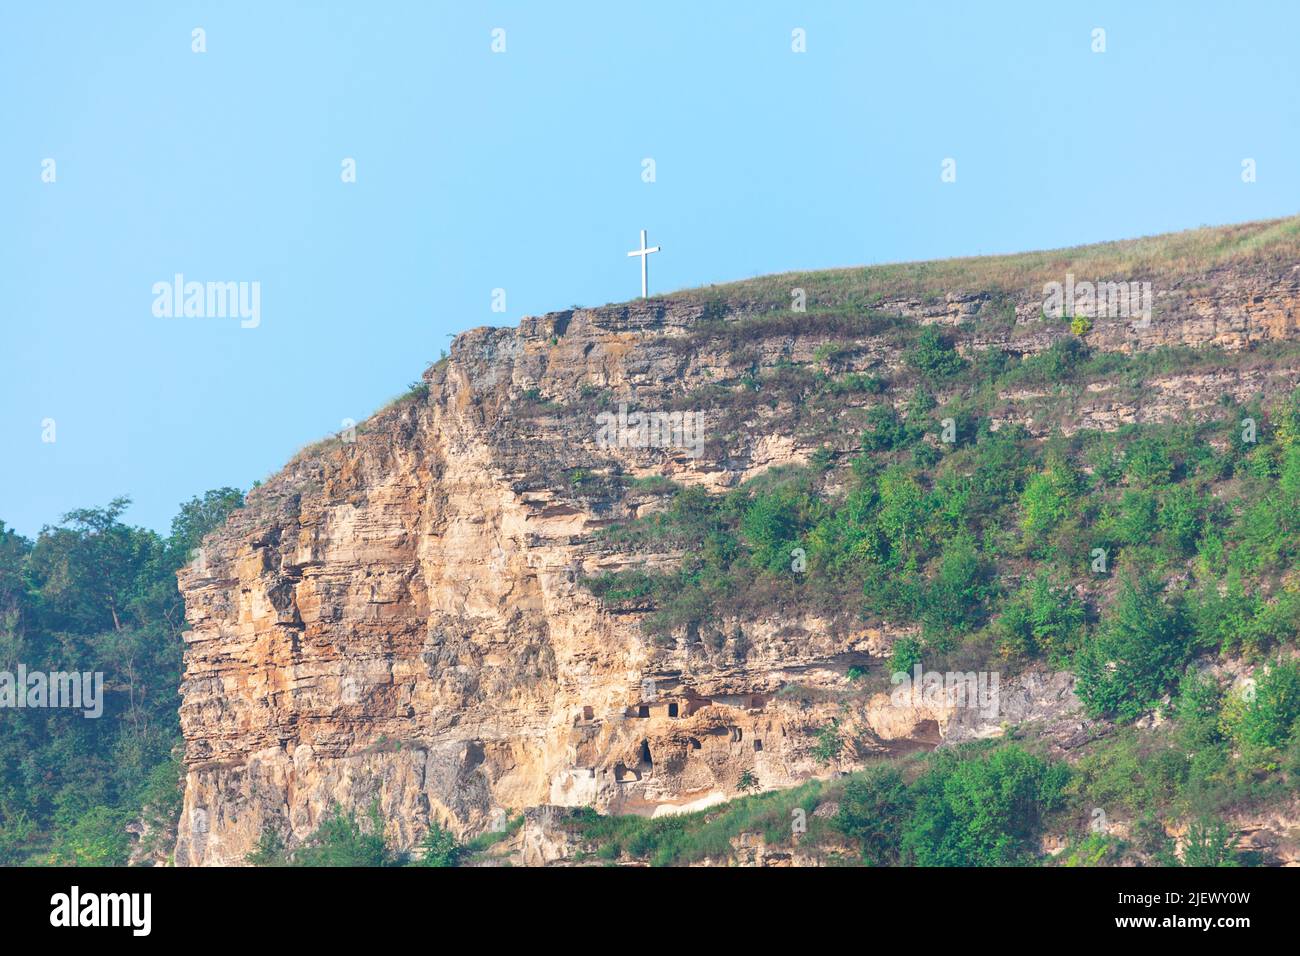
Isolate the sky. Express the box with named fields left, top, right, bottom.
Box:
left=2, top=1, right=1298, bottom=539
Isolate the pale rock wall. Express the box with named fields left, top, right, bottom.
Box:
left=176, top=264, right=1299, bottom=864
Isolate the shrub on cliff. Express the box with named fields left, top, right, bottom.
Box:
left=411, top=822, right=460, bottom=867
left=1179, top=817, right=1240, bottom=867
left=1074, top=574, right=1191, bottom=722
left=1220, top=659, right=1300, bottom=766
left=291, top=801, right=396, bottom=867
left=835, top=767, right=912, bottom=865
left=906, top=327, right=966, bottom=383
left=899, top=745, right=1068, bottom=867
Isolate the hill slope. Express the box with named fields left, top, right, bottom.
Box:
left=175, top=216, right=1300, bottom=865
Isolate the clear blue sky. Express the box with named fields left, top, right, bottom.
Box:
left=3, top=1, right=1298, bottom=538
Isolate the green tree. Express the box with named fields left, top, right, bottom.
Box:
left=1221, top=659, right=1300, bottom=761
left=900, top=746, right=1068, bottom=866
left=997, top=572, right=1084, bottom=662
left=916, top=533, right=993, bottom=641
left=1074, top=574, right=1191, bottom=722
left=411, top=822, right=460, bottom=867
left=292, top=802, right=394, bottom=867
left=1180, top=817, right=1239, bottom=867
left=1019, top=456, right=1079, bottom=541
left=812, top=722, right=843, bottom=765
left=169, top=487, right=244, bottom=562
left=906, top=327, right=966, bottom=383
left=48, top=806, right=131, bottom=866
left=836, top=767, right=912, bottom=865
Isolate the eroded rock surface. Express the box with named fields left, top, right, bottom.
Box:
left=175, top=259, right=1299, bottom=864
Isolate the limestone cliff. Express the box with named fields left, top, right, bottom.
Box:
left=174, top=219, right=1300, bottom=865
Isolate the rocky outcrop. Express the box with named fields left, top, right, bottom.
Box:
left=174, top=244, right=1300, bottom=865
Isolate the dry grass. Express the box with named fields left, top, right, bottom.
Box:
left=662, top=214, right=1300, bottom=311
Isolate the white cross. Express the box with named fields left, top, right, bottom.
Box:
left=626, top=229, right=661, bottom=299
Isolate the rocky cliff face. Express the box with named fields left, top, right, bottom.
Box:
left=173, top=237, right=1300, bottom=865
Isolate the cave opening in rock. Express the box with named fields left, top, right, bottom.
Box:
left=667, top=702, right=678, bottom=717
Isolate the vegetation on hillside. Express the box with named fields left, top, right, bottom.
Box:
left=0, top=489, right=243, bottom=865
left=666, top=215, right=1300, bottom=313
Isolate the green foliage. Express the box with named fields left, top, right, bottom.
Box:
left=997, top=572, right=1085, bottom=663
left=0, top=808, right=36, bottom=865
left=1074, top=574, right=1191, bottom=721
left=411, top=822, right=461, bottom=867
left=906, top=327, right=966, bottom=383
left=875, top=466, right=929, bottom=564
left=1059, top=832, right=1121, bottom=866
left=1019, top=456, right=1078, bottom=540
left=0, top=490, right=242, bottom=864
left=567, top=779, right=826, bottom=867
left=1188, top=572, right=1300, bottom=657
left=1158, top=484, right=1206, bottom=556
left=291, top=802, right=395, bottom=867
left=740, top=483, right=817, bottom=574
left=1220, top=659, right=1300, bottom=764
left=899, top=746, right=1068, bottom=866
left=889, top=635, right=923, bottom=677
left=48, top=805, right=132, bottom=866
left=1180, top=817, right=1239, bottom=867
left=812, top=722, right=843, bottom=765
left=246, top=828, right=287, bottom=866
left=913, top=533, right=994, bottom=644
left=169, top=487, right=244, bottom=562
left=860, top=404, right=915, bottom=452
left=1124, top=436, right=1176, bottom=487
left=1002, top=337, right=1089, bottom=385
left=835, top=766, right=912, bottom=865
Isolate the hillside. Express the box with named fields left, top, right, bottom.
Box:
left=174, top=216, right=1300, bottom=866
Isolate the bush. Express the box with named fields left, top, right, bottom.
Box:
left=996, top=572, right=1085, bottom=663
left=906, top=327, right=966, bottom=383
left=1124, top=437, right=1175, bottom=487
left=1074, top=574, right=1191, bottom=722
left=900, top=746, right=1068, bottom=866
left=915, top=533, right=993, bottom=642
left=889, top=635, right=923, bottom=676
left=291, top=802, right=395, bottom=867
left=48, top=806, right=131, bottom=866
left=1221, top=659, right=1300, bottom=763
left=1019, top=456, right=1079, bottom=541
left=812, top=722, right=843, bottom=765
left=740, top=485, right=811, bottom=574
left=411, top=822, right=460, bottom=867
left=1180, top=817, right=1239, bottom=867
left=861, top=405, right=914, bottom=452
left=835, top=767, right=912, bottom=865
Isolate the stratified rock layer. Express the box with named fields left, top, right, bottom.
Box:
left=175, top=247, right=1300, bottom=865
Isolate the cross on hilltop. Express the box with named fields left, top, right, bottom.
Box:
left=626, top=229, right=660, bottom=299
